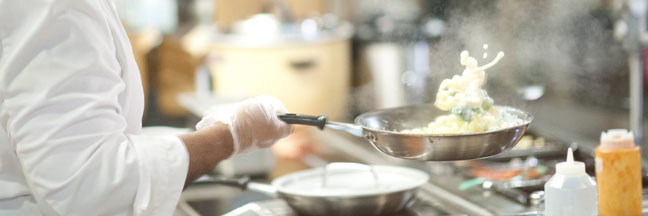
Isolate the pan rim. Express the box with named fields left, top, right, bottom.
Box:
left=354, top=104, right=533, bottom=137
left=271, top=165, right=430, bottom=198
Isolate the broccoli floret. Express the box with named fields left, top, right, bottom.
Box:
left=481, top=100, right=492, bottom=111
left=451, top=105, right=473, bottom=122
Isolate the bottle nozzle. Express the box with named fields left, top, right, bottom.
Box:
left=556, top=147, right=586, bottom=176
left=566, top=147, right=574, bottom=163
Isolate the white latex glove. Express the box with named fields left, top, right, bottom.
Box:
left=196, top=95, right=293, bottom=155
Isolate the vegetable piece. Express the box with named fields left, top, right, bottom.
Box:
left=481, top=101, right=491, bottom=111
left=451, top=105, right=473, bottom=122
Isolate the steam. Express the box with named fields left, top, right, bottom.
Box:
left=427, top=0, right=626, bottom=107
left=348, top=0, right=626, bottom=118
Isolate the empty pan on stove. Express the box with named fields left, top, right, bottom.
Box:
left=205, top=162, right=429, bottom=216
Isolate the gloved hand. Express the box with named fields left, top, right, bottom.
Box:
left=196, top=95, right=293, bottom=155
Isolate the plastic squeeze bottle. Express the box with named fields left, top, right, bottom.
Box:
left=596, top=129, right=642, bottom=215
left=544, top=148, right=598, bottom=216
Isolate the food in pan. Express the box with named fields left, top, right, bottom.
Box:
left=404, top=46, right=523, bottom=134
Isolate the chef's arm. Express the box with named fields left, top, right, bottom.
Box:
left=179, top=95, right=293, bottom=186
left=1, top=0, right=189, bottom=215
left=179, top=123, right=233, bottom=187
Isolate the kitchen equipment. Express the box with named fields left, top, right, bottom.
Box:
left=455, top=155, right=553, bottom=204
left=279, top=104, right=533, bottom=161
left=203, top=162, right=429, bottom=216
left=208, top=22, right=352, bottom=121
left=488, top=134, right=568, bottom=160
left=451, top=141, right=596, bottom=206
left=459, top=155, right=550, bottom=187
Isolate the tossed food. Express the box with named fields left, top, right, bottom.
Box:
left=404, top=47, right=523, bottom=134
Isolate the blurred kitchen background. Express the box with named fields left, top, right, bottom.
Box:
left=115, top=0, right=648, bottom=215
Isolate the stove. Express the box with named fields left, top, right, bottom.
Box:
left=223, top=198, right=449, bottom=216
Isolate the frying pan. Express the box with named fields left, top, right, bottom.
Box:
left=207, top=163, right=429, bottom=216
left=279, top=104, right=533, bottom=161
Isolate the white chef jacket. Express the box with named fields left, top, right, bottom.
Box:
left=0, top=0, right=190, bottom=215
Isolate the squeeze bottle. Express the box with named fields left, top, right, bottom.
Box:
left=544, top=148, right=597, bottom=216
left=596, top=129, right=642, bottom=215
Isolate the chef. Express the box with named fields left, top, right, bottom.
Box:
left=0, top=0, right=293, bottom=215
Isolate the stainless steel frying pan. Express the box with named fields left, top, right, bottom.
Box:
left=279, top=104, right=533, bottom=161
left=205, top=163, right=429, bottom=216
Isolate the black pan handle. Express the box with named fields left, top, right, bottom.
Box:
left=278, top=113, right=327, bottom=130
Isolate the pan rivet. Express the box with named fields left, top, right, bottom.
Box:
left=365, top=133, right=377, bottom=142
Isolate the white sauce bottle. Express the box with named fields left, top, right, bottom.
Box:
left=544, top=148, right=597, bottom=216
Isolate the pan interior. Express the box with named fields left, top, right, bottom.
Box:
left=272, top=165, right=429, bottom=197
left=355, top=104, right=441, bottom=132
left=355, top=104, right=533, bottom=134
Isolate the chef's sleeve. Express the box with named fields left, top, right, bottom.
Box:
left=0, top=0, right=189, bottom=215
